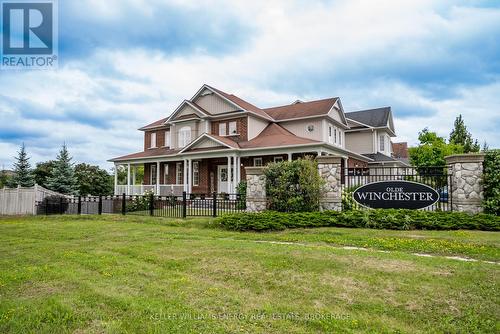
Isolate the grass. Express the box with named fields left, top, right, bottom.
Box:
left=0, top=215, right=498, bottom=333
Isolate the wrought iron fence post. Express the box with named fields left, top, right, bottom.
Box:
left=121, top=193, right=126, bottom=215
left=149, top=193, right=154, bottom=216
left=59, top=196, right=64, bottom=215
left=77, top=196, right=82, bottom=215
left=45, top=197, right=49, bottom=215
left=182, top=191, right=187, bottom=218
left=98, top=195, right=103, bottom=215
left=212, top=192, right=217, bottom=217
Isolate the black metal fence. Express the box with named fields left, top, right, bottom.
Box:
left=341, top=166, right=452, bottom=211
left=35, top=192, right=246, bottom=218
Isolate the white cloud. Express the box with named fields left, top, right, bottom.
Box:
left=1, top=0, right=499, bottom=170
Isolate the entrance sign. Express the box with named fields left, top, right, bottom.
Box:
left=353, top=180, right=439, bottom=209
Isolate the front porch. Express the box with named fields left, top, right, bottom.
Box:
left=113, top=152, right=332, bottom=196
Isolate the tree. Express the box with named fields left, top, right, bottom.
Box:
left=46, top=144, right=78, bottom=195
left=449, top=114, right=480, bottom=153
left=74, top=163, right=113, bottom=196
left=409, top=128, right=463, bottom=167
left=33, top=161, right=56, bottom=188
left=0, top=170, right=13, bottom=188
left=10, top=143, right=35, bottom=187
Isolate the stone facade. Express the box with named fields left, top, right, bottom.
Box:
left=317, top=156, right=342, bottom=211
left=445, top=154, right=485, bottom=214
left=245, top=167, right=267, bottom=212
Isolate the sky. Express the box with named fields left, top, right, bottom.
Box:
left=0, top=0, right=499, bottom=171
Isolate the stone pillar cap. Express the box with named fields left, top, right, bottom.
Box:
left=445, top=153, right=485, bottom=164
left=245, top=166, right=265, bottom=175
left=317, top=155, right=343, bottom=164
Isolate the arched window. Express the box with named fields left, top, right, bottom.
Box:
left=178, top=126, right=191, bottom=147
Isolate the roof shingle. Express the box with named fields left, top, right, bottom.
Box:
left=263, top=98, right=338, bottom=121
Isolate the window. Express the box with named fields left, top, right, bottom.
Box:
left=253, top=157, right=263, bottom=167
left=192, top=161, right=199, bottom=186
left=151, top=165, right=157, bottom=184
left=176, top=163, right=183, bottom=184
left=150, top=132, right=157, bottom=148
left=274, top=156, right=284, bottom=163
left=334, top=128, right=337, bottom=144
left=339, top=130, right=342, bottom=146
left=178, top=126, right=191, bottom=147
left=228, top=121, right=237, bottom=135
left=163, top=164, right=169, bottom=184
left=164, top=130, right=171, bottom=147
left=328, top=126, right=332, bottom=143
left=379, top=135, right=385, bottom=152
left=219, top=123, right=226, bottom=136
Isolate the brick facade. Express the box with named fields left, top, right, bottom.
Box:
left=144, top=128, right=169, bottom=150
left=210, top=117, right=248, bottom=142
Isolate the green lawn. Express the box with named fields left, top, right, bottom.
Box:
left=0, top=215, right=498, bottom=333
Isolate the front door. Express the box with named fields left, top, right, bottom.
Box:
left=218, top=165, right=228, bottom=193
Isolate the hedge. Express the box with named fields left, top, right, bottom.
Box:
left=215, top=209, right=500, bottom=232
left=483, top=149, right=500, bottom=215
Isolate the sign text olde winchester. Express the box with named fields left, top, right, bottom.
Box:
left=352, top=181, right=440, bottom=209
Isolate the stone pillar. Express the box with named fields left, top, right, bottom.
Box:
left=445, top=154, right=485, bottom=214
left=317, top=156, right=342, bottom=211
left=245, top=167, right=266, bottom=212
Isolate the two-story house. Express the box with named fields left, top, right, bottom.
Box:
left=110, top=84, right=405, bottom=195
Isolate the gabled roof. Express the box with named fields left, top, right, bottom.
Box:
left=205, top=85, right=274, bottom=121
left=345, top=107, right=391, bottom=128
left=139, top=117, right=169, bottom=131
left=179, top=133, right=239, bottom=153
left=239, top=123, right=319, bottom=148
left=263, top=98, right=339, bottom=121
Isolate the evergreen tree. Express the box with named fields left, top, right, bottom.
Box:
left=11, top=143, right=35, bottom=187
left=449, top=115, right=480, bottom=153
left=482, top=141, right=489, bottom=152
left=46, top=144, right=78, bottom=195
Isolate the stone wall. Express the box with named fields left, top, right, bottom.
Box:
left=445, top=154, right=485, bottom=214
left=317, top=156, right=342, bottom=211
left=245, top=167, right=266, bottom=212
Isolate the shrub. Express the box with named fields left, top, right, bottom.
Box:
left=126, top=190, right=153, bottom=212
left=264, top=157, right=324, bottom=212
left=215, top=209, right=500, bottom=232
left=483, top=149, right=500, bottom=215
left=236, top=181, right=247, bottom=210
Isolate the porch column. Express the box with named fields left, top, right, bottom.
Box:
left=127, top=163, right=131, bottom=195
left=227, top=155, right=232, bottom=193
left=132, top=166, right=136, bottom=186
left=187, top=159, right=192, bottom=194
left=114, top=164, right=118, bottom=195
left=156, top=161, right=160, bottom=195
left=236, top=156, right=241, bottom=186
left=288, top=153, right=292, bottom=161
left=183, top=159, right=188, bottom=192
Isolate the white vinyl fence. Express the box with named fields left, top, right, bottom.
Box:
left=0, top=185, right=69, bottom=215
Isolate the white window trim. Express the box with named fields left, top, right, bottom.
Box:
left=228, top=121, right=237, bottom=135
left=219, top=123, right=227, bottom=136
left=253, top=157, right=263, bottom=167
left=176, top=162, right=183, bottom=185
left=150, top=132, right=157, bottom=149
left=178, top=126, right=191, bottom=147
left=163, top=164, right=169, bottom=184
left=164, top=130, right=171, bottom=147
left=192, top=161, right=199, bottom=186
left=150, top=164, right=157, bottom=184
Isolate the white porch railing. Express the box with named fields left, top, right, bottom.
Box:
left=115, top=185, right=184, bottom=196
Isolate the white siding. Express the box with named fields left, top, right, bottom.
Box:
left=194, top=93, right=238, bottom=114
left=345, top=131, right=374, bottom=154
left=247, top=116, right=269, bottom=140
left=280, top=119, right=323, bottom=141
left=191, top=137, right=224, bottom=149
left=176, top=104, right=200, bottom=118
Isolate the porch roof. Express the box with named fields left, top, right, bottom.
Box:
left=110, top=147, right=180, bottom=162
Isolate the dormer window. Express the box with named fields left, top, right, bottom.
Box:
left=179, top=126, right=191, bottom=147
left=219, top=123, right=226, bottom=136
left=379, top=135, right=385, bottom=152
left=229, top=121, right=237, bottom=135
left=150, top=132, right=157, bottom=148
